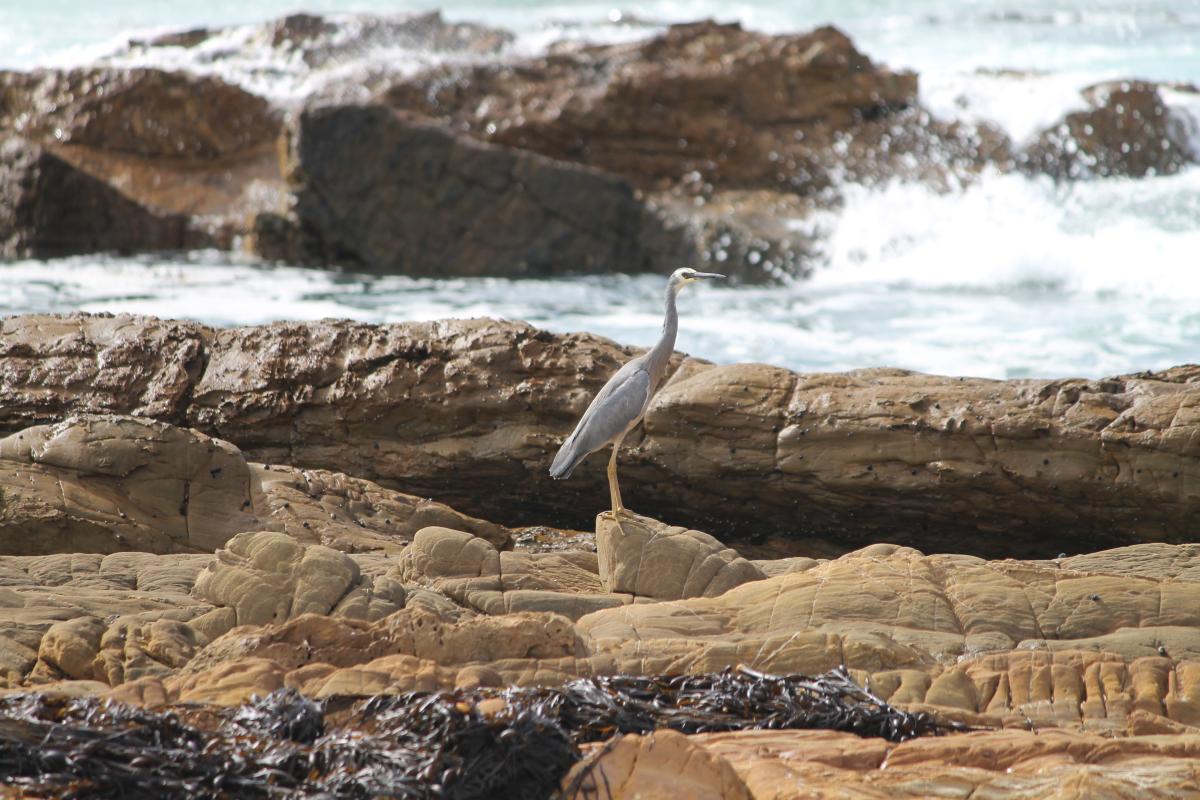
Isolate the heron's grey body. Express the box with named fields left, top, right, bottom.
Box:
left=549, top=268, right=724, bottom=516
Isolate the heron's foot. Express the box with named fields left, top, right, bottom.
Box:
left=608, top=505, right=631, bottom=521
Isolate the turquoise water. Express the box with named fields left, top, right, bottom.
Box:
left=8, top=0, right=1200, bottom=80
left=2, top=1, right=1200, bottom=379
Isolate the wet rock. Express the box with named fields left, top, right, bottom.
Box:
left=0, top=68, right=277, bottom=161
left=0, top=138, right=210, bottom=258
left=125, top=11, right=511, bottom=85
left=1021, top=80, right=1195, bottom=179
left=0, top=315, right=206, bottom=432
left=596, top=512, right=764, bottom=599
left=639, top=190, right=823, bottom=282
left=378, top=21, right=1009, bottom=281
left=264, top=104, right=671, bottom=277
left=383, top=21, right=949, bottom=194
left=0, top=67, right=284, bottom=255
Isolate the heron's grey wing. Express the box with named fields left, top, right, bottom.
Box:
left=549, top=365, right=652, bottom=479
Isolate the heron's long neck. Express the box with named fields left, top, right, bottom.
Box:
left=646, top=284, right=679, bottom=380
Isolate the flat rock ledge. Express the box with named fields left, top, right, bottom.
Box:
left=3, top=314, right=1200, bottom=558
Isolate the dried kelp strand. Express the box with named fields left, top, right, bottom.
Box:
left=0, top=668, right=964, bottom=799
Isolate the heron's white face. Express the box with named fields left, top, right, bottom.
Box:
left=671, top=267, right=725, bottom=286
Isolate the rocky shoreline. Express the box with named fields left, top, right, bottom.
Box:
left=3, top=13, right=1197, bottom=280
left=3, top=10, right=1200, bottom=797
left=0, top=313, right=1197, bottom=797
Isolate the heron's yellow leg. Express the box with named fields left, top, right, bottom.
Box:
left=607, top=440, right=626, bottom=518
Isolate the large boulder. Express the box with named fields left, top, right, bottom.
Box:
left=183, top=320, right=1200, bottom=558
left=382, top=21, right=998, bottom=195
left=259, top=104, right=675, bottom=277
left=0, top=138, right=209, bottom=258
left=1021, top=80, right=1195, bottom=179
left=0, top=415, right=257, bottom=554
left=0, top=67, right=284, bottom=255
left=596, top=512, right=764, bottom=599
left=377, top=20, right=1008, bottom=281
left=0, top=68, right=278, bottom=161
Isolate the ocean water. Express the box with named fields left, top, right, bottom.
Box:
left=2, top=1, right=1200, bottom=379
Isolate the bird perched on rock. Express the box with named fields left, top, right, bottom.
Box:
left=549, top=268, right=725, bottom=517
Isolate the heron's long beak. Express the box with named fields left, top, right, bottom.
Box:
left=692, top=272, right=726, bottom=280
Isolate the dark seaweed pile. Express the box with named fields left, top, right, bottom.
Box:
left=0, top=666, right=958, bottom=799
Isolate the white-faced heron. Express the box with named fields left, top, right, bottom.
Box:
left=549, top=267, right=725, bottom=517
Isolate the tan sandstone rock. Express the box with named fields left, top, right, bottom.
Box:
left=564, top=730, right=752, bottom=800
left=0, top=412, right=512, bottom=557
left=596, top=512, right=764, bottom=599
left=191, top=531, right=411, bottom=627
left=393, top=526, right=633, bottom=619
left=253, top=463, right=510, bottom=552
left=30, top=615, right=105, bottom=682
left=0, top=414, right=258, bottom=555
left=696, top=728, right=1200, bottom=799
left=7, top=535, right=1200, bottom=737
left=181, top=605, right=581, bottom=678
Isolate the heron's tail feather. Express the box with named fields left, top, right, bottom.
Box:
left=549, top=434, right=584, bottom=479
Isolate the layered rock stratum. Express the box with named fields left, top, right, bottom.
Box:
left=3, top=313, right=1198, bottom=557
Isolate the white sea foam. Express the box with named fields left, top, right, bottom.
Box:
left=812, top=168, right=1200, bottom=297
